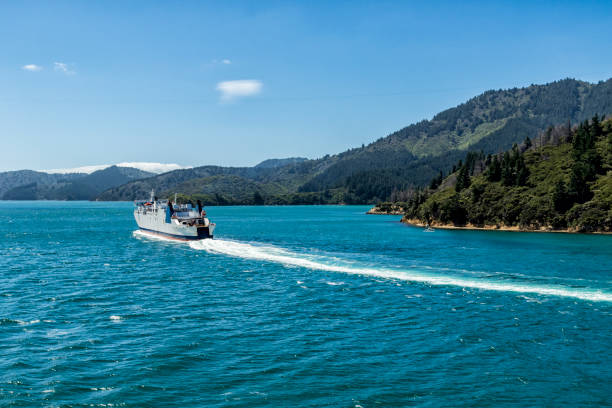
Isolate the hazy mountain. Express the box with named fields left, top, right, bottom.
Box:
left=2, top=166, right=153, bottom=200
left=43, top=162, right=188, bottom=175
left=0, top=170, right=85, bottom=198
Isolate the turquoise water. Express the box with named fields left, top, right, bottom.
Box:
left=1, top=202, right=611, bottom=407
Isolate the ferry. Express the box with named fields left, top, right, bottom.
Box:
left=134, top=191, right=215, bottom=241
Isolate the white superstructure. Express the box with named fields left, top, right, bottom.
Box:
left=133, top=191, right=215, bottom=240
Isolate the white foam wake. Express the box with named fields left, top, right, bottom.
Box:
left=189, top=239, right=612, bottom=303
left=133, top=230, right=184, bottom=243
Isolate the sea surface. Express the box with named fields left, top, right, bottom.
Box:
left=1, top=202, right=611, bottom=407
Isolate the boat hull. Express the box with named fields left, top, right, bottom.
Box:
left=138, top=227, right=213, bottom=241
left=134, top=208, right=214, bottom=240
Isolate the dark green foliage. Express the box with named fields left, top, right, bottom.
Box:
left=429, top=171, right=444, bottom=189
left=253, top=191, right=265, bottom=205
left=516, top=156, right=529, bottom=186
left=566, top=202, right=611, bottom=232
left=439, top=194, right=468, bottom=225
left=455, top=165, right=471, bottom=192
left=568, top=162, right=593, bottom=203
left=486, top=156, right=502, bottom=182
left=552, top=180, right=571, bottom=212
left=496, top=147, right=530, bottom=187
left=565, top=116, right=606, bottom=204
left=404, top=116, right=612, bottom=232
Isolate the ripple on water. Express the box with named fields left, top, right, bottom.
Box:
left=0, top=203, right=610, bottom=406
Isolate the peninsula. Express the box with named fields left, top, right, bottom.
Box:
left=369, top=116, right=612, bottom=234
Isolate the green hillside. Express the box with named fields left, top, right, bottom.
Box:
left=393, top=116, right=612, bottom=233
left=298, top=78, right=612, bottom=199
left=95, top=162, right=320, bottom=202
left=88, top=78, right=612, bottom=204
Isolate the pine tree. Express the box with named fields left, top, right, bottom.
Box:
left=501, top=152, right=514, bottom=186
left=568, top=163, right=592, bottom=203
left=486, top=156, right=502, bottom=182
left=253, top=191, right=265, bottom=205
left=516, top=156, right=529, bottom=186
left=552, top=180, right=571, bottom=212
left=455, top=165, right=471, bottom=192
left=591, top=114, right=602, bottom=138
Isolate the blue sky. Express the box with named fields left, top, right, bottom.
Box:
left=1, top=1, right=612, bottom=171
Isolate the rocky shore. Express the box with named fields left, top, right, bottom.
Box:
left=365, top=204, right=406, bottom=215
left=400, top=217, right=612, bottom=234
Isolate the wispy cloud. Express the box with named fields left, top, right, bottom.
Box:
left=210, top=58, right=232, bottom=66
left=54, top=62, right=75, bottom=75
left=22, top=64, right=43, bottom=72
left=216, top=79, right=262, bottom=102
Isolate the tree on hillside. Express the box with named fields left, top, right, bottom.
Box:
left=455, top=165, right=471, bottom=192
left=253, top=191, right=265, bottom=205
left=429, top=171, right=444, bottom=190
left=515, top=156, right=529, bottom=186
left=486, top=156, right=502, bottom=182
left=552, top=180, right=571, bottom=213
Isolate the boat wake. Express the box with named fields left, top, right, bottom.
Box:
left=188, top=238, right=612, bottom=303
left=133, top=229, right=185, bottom=243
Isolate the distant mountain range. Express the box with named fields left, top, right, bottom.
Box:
left=0, top=162, right=190, bottom=201
left=42, top=162, right=188, bottom=175
left=0, top=166, right=154, bottom=200
left=2, top=78, right=612, bottom=203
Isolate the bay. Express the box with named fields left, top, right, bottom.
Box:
left=1, top=202, right=611, bottom=407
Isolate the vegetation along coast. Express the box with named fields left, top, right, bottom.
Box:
left=369, top=115, right=612, bottom=234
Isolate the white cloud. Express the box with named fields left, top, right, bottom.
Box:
left=116, top=162, right=188, bottom=174
left=216, top=79, right=262, bottom=102
left=42, top=162, right=190, bottom=175
left=22, top=64, right=42, bottom=72
left=54, top=62, right=75, bottom=75
left=222, top=59, right=231, bottom=65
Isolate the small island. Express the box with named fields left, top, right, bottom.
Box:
left=369, top=116, right=612, bottom=234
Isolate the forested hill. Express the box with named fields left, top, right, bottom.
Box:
left=390, top=116, right=612, bottom=233
left=95, top=78, right=612, bottom=204
left=298, top=78, right=612, bottom=198
left=255, top=157, right=308, bottom=168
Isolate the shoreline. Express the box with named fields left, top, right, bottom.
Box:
left=401, top=217, right=612, bottom=235
left=365, top=209, right=404, bottom=215
left=365, top=204, right=406, bottom=215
